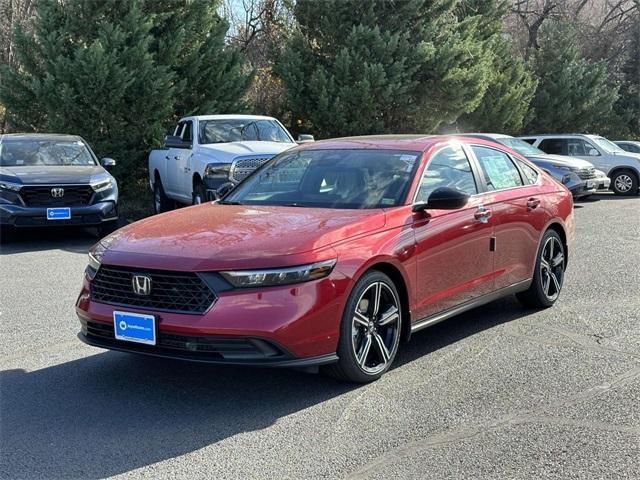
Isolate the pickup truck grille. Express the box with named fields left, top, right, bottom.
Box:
left=20, top=184, right=94, bottom=206
left=576, top=167, right=596, bottom=180
left=230, top=156, right=273, bottom=183
left=90, top=265, right=217, bottom=314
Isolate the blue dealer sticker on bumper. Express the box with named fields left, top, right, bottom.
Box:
left=113, top=311, right=156, bottom=345
left=47, top=207, right=71, bottom=220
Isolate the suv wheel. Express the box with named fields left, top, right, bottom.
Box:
left=192, top=181, right=207, bottom=205
left=610, top=169, right=638, bottom=196
left=323, top=271, right=402, bottom=383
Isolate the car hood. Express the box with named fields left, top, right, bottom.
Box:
left=525, top=154, right=594, bottom=169
left=0, top=165, right=108, bottom=184
left=198, top=141, right=295, bottom=161
left=101, top=204, right=386, bottom=270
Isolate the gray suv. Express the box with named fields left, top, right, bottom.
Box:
left=519, top=134, right=640, bottom=195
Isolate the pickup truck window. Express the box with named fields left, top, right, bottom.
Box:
left=199, top=119, right=293, bottom=144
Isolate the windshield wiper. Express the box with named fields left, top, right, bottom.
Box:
left=218, top=200, right=243, bottom=205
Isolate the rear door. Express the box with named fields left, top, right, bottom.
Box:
left=468, top=145, right=546, bottom=289
left=412, top=144, right=495, bottom=320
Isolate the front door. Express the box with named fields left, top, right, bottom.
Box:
left=166, top=121, right=193, bottom=203
left=412, top=144, right=495, bottom=321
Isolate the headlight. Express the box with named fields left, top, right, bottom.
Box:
left=0, top=180, right=22, bottom=191
left=87, top=241, right=108, bottom=276
left=204, top=163, right=231, bottom=179
left=91, top=178, right=114, bottom=192
left=220, top=259, right=337, bottom=288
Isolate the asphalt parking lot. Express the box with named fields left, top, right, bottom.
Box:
left=1, top=193, right=639, bottom=480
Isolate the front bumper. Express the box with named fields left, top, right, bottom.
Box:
left=595, top=175, right=611, bottom=191
left=75, top=271, right=347, bottom=366
left=0, top=200, right=118, bottom=227
left=569, top=180, right=597, bottom=198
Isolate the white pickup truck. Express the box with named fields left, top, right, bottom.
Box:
left=148, top=115, right=310, bottom=213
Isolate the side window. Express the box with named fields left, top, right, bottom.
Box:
left=514, top=158, right=538, bottom=185
left=416, top=145, right=477, bottom=203
left=568, top=138, right=598, bottom=156
left=182, top=121, right=193, bottom=142
left=472, top=146, right=523, bottom=191
left=539, top=138, right=566, bottom=155
left=520, top=138, right=536, bottom=145
left=173, top=122, right=184, bottom=138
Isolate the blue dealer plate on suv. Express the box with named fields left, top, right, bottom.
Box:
left=47, top=207, right=71, bottom=220
left=114, top=311, right=156, bottom=345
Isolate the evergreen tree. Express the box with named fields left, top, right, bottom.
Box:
left=275, top=0, right=498, bottom=138
left=143, top=0, right=252, bottom=121
left=524, top=23, right=619, bottom=134
left=458, top=38, right=537, bottom=134
left=0, top=0, right=174, bottom=179
left=611, top=18, right=640, bottom=138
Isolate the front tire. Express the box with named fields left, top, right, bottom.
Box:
left=192, top=180, right=207, bottom=205
left=153, top=178, right=174, bottom=214
left=610, top=169, right=638, bottom=196
left=323, top=271, right=402, bottom=383
left=517, top=230, right=566, bottom=308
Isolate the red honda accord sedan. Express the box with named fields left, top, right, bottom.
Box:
left=77, top=136, right=574, bottom=382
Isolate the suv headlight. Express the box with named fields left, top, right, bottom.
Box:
left=204, top=163, right=231, bottom=179
left=220, top=259, right=337, bottom=288
left=0, top=180, right=22, bottom=192
left=91, top=178, right=114, bottom=193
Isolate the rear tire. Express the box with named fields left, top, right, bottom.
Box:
left=322, top=270, right=402, bottom=383
left=610, top=169, right=638, bottom=196
left=517, top=230, right=566, bottom=308
left=153, top=177, right=174, bottom=214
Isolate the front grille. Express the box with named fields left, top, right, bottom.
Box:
left=91, top=265, right=216, bottom=314
left=576, top=167, right=596, bottom=180
left=20, top=185, right=94, bottom=206
left=81, top=319, right=287, bottom=360
left=230, top=156, right=272, bottom=183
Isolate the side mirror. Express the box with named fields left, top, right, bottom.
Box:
left=588, top=148, right=600, bottom=156
left=297, top=134, right=315, bottom=144
left=164, top=135, right=191, bottom=149
left=412, top=187, right=470, bottom=212
left=216, top=182, right=235, bottom=199
left=100, top=158, right=116, bottom=168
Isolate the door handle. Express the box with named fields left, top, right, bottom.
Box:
left=474, top=206, right=492, bottom=223
left=173, top=156, right=180, bottom=161
left=165, top=155, right=170, bottom=161
left=527, top=197, right=540, bottom=209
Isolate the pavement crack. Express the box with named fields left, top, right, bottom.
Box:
left=346, top=366, right=640, bottom=480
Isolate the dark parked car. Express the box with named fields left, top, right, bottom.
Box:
left=0, top=134, right=118, bottom=234
left=77, top=136, right=574, bottom=383
left=614, top=140, right=640, bottom=154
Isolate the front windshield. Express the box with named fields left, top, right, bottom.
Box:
left=199, top=119, right=293, bottom=144
left=223, top=149, right=421, bottom=209
left=0, top=139, right=96, bottom=167
left=591, top=136, right=624, bottom=153
left=498, top=138, right=546, bottom=156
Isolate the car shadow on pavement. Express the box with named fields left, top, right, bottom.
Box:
left=0, top=296, right=532, bottom=479
left=0, top=227, right=100, bottom=255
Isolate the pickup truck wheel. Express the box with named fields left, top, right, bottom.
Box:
left=154, top=178, right=174, bottom=213
left=192, top=181, right=207, bottom=205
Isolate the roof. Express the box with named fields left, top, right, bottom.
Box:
left=1, top=133, right=83, bottom=142
left=456, top=133, right=513, bottom=140
left=298, top=134, right=506, bottom=152
left=180, top=114, right=278, bottom=121
left=518, top=133, right=597, bottom=138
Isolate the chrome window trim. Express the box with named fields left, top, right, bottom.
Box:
left=411, top=143, right=480, bottom=204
